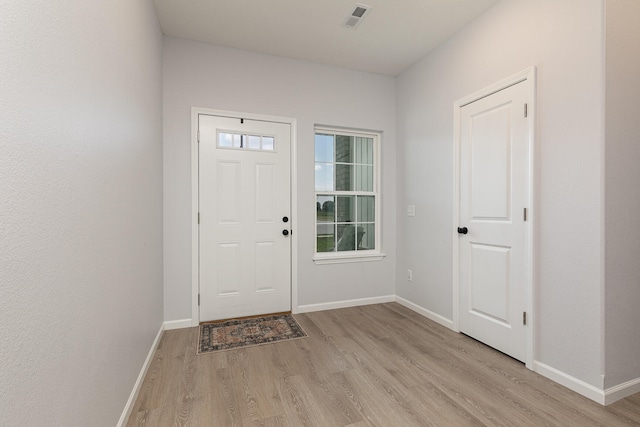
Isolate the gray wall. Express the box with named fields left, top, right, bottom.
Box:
left=0, top=0, right=164, bottom=425
left=396, top=0, right=606, bottom=388
left=604, top=0, right=640, bottom=389
left=162, top=37, right=397, bottom=321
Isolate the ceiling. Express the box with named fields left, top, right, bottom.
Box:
left=152, top=0, right=499, bottom=76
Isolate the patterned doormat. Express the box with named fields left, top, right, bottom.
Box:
left=197, top=314, right=308, bottom=354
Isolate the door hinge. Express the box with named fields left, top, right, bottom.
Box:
left=198, top=212, right=200, bottom=224
left=523, top=208, right=527, bottom=221
left=524, top=103, right=528, bottom=118
left=198, top=293, right=200, bottom=306
left=523, top=311, right=527, bottom=325
left=197, top=130, right=200, bottom=143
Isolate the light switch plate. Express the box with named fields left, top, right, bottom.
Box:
left=407, top=205, right=415, bottom=217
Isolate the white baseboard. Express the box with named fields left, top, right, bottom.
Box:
left=163, top=318, right=194, bottom=330
left=296, top=295, right=395, bottom=314
left=117, top=323, right=164, bottom=426
left=394, top=296, right=454, bottom=330
left=604, top=376, right=640, bottom=405
left=533, top=361, right=605, bottom=405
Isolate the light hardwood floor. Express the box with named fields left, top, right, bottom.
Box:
left=127, top=303, right=640, bottom=426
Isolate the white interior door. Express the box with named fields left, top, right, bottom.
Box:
left=199, top=114, right=291, bottom=322
left=458, top=81, right=529, bottom=362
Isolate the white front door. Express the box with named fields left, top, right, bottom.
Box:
left=458, top=81, right=530, bottom=362
left=199, top=114, right=291, bottom=322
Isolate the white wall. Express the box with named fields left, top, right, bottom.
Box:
left=604, top=0, right=640, bottom=389
left=0, top=1, right=163, bottom=425
left=397, top=0, right=606, bottom=388
left=163, top=37, right=397, bottom=321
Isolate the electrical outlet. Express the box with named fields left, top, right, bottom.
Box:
left=407, top=269, right=413, bottom=281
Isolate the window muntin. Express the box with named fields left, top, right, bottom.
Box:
left=217, top=131, right=275, bottom=151
left=315, top=129, right=379, bottom=258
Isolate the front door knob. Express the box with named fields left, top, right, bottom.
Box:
left=282, top=229, right=289, bottom=236
left=457, top=227, right=468, bottom=235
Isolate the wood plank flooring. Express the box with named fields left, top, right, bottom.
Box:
left=127, top=303, right=640, bottom=426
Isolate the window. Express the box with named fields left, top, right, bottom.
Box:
left=217, top=131, right=275, bottom=151
left=314, top=127, right=384, bottom=264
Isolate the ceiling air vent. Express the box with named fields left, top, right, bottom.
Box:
left=344, top=4, right=371, bottom=29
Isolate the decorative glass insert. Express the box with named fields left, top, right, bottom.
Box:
left=217, top=131, right=275, bottom=151
left=314, top=130, right=378, bottom=254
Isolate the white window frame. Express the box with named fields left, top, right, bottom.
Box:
left=313, top=126, right=385, bottom=265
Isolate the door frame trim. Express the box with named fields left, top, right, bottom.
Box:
left=452, top=67, right=536, bottom=369
left=190, top=107, right=298, bottom=325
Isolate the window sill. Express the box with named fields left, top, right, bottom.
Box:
left=313, top=252, right=386, bottom=265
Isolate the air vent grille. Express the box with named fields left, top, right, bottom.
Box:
left=344, top=4, right=371, bottom=29
left=352, top=6, right=367, bottom=18
left=345, top=16, right=360, bottom=28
